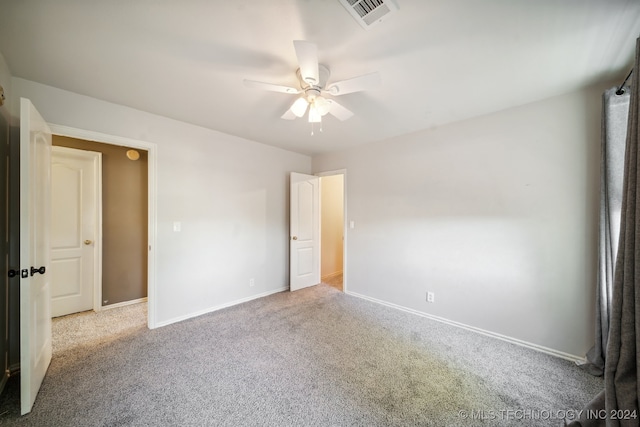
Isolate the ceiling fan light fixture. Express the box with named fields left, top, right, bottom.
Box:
left=291, top=97, right=309, bottom=117
left=314, top=96, right=331, bottom=116
left=308, top=105, right=322, bottom=123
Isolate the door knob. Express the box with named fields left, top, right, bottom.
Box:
left=30, top=266, right=46, bottom=276
left=84, top=240, right=92, bottom=245
left=292, top=236, right=298, bottom=240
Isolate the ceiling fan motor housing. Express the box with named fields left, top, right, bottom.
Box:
left=297, top=64, right=331, bottom=91
left=306, top=88, right=321, bottom=101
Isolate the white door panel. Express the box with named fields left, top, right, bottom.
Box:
left=51, top=147, right=101, bottom=317
left=290, top=172, right=320, bottom=291
left=19, top=98, right=52, bottom=415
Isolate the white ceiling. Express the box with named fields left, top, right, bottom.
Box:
left=1, top=0, right=639, bottom=155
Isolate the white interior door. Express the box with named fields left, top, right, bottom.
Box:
left=51, top=146, right=101, bottom=317
left=290, top=172, right=320, bottom=291
left=19, top=98, right=52, bottom=415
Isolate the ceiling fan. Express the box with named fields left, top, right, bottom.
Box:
left=243, top=40, right=381, bottom=124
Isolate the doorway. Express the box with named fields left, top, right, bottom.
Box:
left=52, top=135, right=149, bottom=313
left=1, top=109, right=157, bottom=412
left=48, top=125, right=157, bottom=329
left=319, top=171, right=346, bottom=292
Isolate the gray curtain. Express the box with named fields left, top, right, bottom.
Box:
left=582, top=87, right=630, bottom=375
left=570, top=38, right=639, bottom=427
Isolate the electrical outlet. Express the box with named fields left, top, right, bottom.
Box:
left=427, top=292, right=435, bottom=303
left=249, top=278, right=255, bottom=287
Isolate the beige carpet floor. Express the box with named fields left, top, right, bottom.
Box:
left=0, top=285, right=602, bottom=426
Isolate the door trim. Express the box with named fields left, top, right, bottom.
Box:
left=47, top=124, right=158, bottom=329
left=51, top=146, right=102, bottom=315
left=315, top=169, right=347, bottom=292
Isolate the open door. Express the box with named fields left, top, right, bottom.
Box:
left=19, top=98, right=52, bottom=415
left=290, top=172, right=320, bottom=291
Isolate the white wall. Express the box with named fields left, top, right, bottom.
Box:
left=313, top=84, right=610, bottom=358
left=12, top=77, right=311, bottom=326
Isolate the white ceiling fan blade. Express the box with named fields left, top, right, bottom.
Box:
left=293, top=40, right=319, bottom=86
left=243, top=79, right=300, bottom=94
left=327, top=99, right=354, bottom=121
left=326, top=72, right=381, bottom=96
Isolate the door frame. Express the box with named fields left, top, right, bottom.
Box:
left=51, top=146, right=103, bottom=315
left=316, top=169, right=347, bottom=292
left=0, top=98, right=9, bottom=394
left=47, top=124, right=158, bottom=329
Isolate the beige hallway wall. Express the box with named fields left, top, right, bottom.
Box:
left=321, top=174, right=343, bottom=279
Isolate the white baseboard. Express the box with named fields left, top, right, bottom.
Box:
left=346, top=291, right=584, bottom=363
left=101, top=297, right=148, bottom=311
left=155, top=287, right=288, bottom=328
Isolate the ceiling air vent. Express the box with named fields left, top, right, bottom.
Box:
left=339, top=0, right=398, bottom=30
